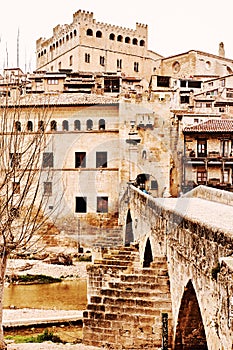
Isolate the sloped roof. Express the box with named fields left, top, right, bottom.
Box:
left=183, top=119, right=233, bottom=133
left=0, top=92, right=119, bottom=107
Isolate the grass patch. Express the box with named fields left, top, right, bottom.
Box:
left=11, top=274, right=62, bottom=284
left=5, top=328, right=64, bottom=344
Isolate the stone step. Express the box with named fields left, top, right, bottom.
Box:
left=101, top=296, right=172, bottom=310
left=120, top=274, right=169, bottom=284
left=94, top=259, right=133, bottom=267
left=108, top=281, right=170, bottom=293
left=128, top=267, right=169, bottom=276
left=100, top=288, right=171, bottom=300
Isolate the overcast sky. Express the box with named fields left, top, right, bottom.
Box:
left=1, top=0, right=233, bottom=72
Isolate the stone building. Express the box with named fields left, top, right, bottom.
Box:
left=36, top=10, right=162, bottom=84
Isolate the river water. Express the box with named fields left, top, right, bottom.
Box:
left=3, top=279, right=87, bottom=310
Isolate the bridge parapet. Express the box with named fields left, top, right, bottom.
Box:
left=121, top=185, right=233, bottom=349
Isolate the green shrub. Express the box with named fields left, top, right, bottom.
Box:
left=5, top=329, right=64, bottom=344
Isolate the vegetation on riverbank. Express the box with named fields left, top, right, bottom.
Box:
left=9, top=274, right=62, bottom=285
left=5, top=328, right=64, bottom=344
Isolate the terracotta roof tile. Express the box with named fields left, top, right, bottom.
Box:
left=183, top=119, right=233, bottom=133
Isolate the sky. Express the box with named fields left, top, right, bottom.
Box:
left=1, top=0, right=233, bottom=72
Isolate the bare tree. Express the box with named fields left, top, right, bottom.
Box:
left=0, top=91, right=55, bottom=349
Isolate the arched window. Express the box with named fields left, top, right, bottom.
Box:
left=27, top=121, right=33, bottom=132
left=74, top=120, right=81, bottom=131
left=125, top=37, right=130, bottom=44
left=14, top=121, right=21, bottom=132
left=66, top=34, right=69, bottom=41
left=69, top=55, right=73, bottom=66
left=86, top=119, right=93, bottom=130
left=117, top=35, right=123, bottom=42
left=99, top=119, right=105, bottom=130
left=86, top=29, right=93, bottom=36
left=140, top=40, right=145, bottom=47
left=132, top=38, right=138, bottom=45
left=74, top=29, right=77, bottom=36
left=50, top=120, right=57, bottom=131
left=109, top=33, right=115, bottom=40
left=38, top=120, right=44, bottom=132
left=70, top=32, right=73, bottom=39
left=59, top=39, right=62, bottom=46
left=62, top=120, right=69, bottom=131
left=96, top=31, right=102, bottom=38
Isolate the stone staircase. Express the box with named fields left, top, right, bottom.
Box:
left=83, top=245, right=173, bottom=349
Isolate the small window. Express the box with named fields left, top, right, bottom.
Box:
left=75, top=197, right=87, bottom=213
left=74, top=120, right=81, bottom=131
left=69, top=55, right=73, bottom=66
left=87, top=119, right=93, bottom=130
left=99, top=119, right=105, bottom=130
left=96, top=31, right=102, bottom=38
left=86, top=29, right=93, bottom=36
left=38, top=120, right=44, bottom=132
left=100, top=56, right=105, bottom=66
left=42, top=152, right=54, bottom=168
left=27, top=121, right=33, bottom=132
left=117, top=59, right=122, bottom=69
left=97, top=197, right=108, bottom=213
left=10, top=153, right=21, bottom=168
left=151, top=180, right=158, bottom=190
left=140, top=40, right=145, bottom=47
left=44, top=182, right=52, bottom=196
left=132, top=38, right=138, bottom=45
left=12, top=181, right=20, bottom=194
left=75, top=152, right=86, bottom=168
left=109, top=33, right=115, bottom=40
left=197, top=170, right=207, bottom=185
left=14, top=121, right=21, bottom=132
left=96, top=151, right=107, bottom=168
left=50, top=120, right=57, bottom=131
left=134, top=62, right=139, bottom=72
left=125, top=37, right=130, bottom=44
left=85, top=53, right=90, bottom=63
left=117, top=35, right=123, bottom=42
left=62, top=120, right=69, bottom=131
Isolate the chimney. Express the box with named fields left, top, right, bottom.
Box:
left=219, top=42, right=225, bottom=58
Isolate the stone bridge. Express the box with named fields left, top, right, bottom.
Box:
left=83, top=185, right=233, bottom=350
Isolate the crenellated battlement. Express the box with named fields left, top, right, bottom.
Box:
left=73, top=9, right=94, bottom=22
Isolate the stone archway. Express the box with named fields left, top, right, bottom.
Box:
left=143, top=237, right=153, bottom=267
left=125, top=210, right=134, bottom=246
left=175, top=280, right=208, bottom=350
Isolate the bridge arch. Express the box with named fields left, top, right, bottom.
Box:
left=124, top=209, right=134, bottom=246
left=175, top=280, right=208, bottom=350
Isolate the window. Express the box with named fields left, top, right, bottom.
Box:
left=69, top=55, right=73, bottom=66
left=223, top=169, right=230, bottom=183
left=100, top=56, right=105, bottom=66
left=151, top=180, right=158, bottom=190
left=86, top=29, right=93, bottom=36
left=197, top=139, right=207, bottom=157
left=96, top=152, right=107, bottom=168
left=44, top=182, right=52, bottom=196
left=42, top=152, right=54, bottom=168
left=96, top=31, right=102, bottom=38
left=27, top=121, right=33, bottom=131
left=117, top=59, right=122, bottom=69
left=62, top=120, right=69, bottom=131
left=97, top=197, right=108, bottom=213
left=86, top=119, right=93, bottom=130
left=48, top=79, right=58, bottom=85
left=109, top=33, right=115, bottom=40
left=134, top=62, right=139, bottom=72
left=85, top=53, right=90, bottom=63
left=38, top=120, right=44, bottom=132
left=14, top=121, right=21, bottom=132
left=74, top=120, right=81, bottom=131
left=58, top=62, right=61, bottom=70
left=197, top=170, right=207, bottom=185
left=180, top=95, right=189, bottom=104
left=12, top=181, right=20, bottom=194
left=75, top=197, right=87, bottom=213
left=10, top=153, right=21, bottom=168
left=99, top=119, right=105, bottom=130
left=221, top=140, right=231, bottom=157
left=221, top=79, right=225, bottom=87
left=75, top=152, right=86, bottom=168
left=125, top=37, right=130, bottom=44
left=50, top=120, right=57, bottom=131
left=132, top=38, right=138, bottom=45
left=140, top=40, right=145, bottom=47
